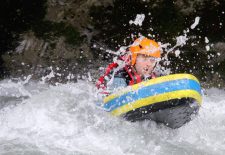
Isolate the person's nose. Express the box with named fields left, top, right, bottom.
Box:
left=146, top=61, right=153, bottom=66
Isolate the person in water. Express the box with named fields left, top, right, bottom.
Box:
left=96, top=36, right=161, bottom=95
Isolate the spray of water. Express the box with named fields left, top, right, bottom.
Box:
left=0, top=78, right=225, bottom=155
left=98, top=16, right=202, bottom=89
left=0, top=13, right=223, bottom=155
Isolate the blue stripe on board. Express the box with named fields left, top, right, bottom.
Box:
left=104, top=79, right=201, bottom=112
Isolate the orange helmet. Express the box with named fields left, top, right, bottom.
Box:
left=129, top=37, right=161, bottom=65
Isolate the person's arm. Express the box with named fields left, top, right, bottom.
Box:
left=96, top=62, right=119, bottom=95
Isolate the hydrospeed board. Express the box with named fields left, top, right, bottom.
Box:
left=102, top=74, right=202, bottom=128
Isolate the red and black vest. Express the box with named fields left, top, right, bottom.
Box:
left=96, top=62, right=156, bottom=92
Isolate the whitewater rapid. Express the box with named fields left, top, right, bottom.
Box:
left=0, top=79, right=224, bottom=155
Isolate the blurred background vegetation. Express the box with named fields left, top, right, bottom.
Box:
left=0, top=0, right=225, bottom=87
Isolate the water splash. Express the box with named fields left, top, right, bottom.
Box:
left=191, top=17, right=200, bottom=29
left=129, top=14, right=146, bottom=26
left=100, top=16, right=203, bottom=79
left=0, top=79, right=224, bottom=155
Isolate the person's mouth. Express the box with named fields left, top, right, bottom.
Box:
left=143, top=68, right=149, bottom=72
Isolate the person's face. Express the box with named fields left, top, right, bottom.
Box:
left=134, top=54, right=157, bottom=77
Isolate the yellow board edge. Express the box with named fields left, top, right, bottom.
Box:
left=104, top=74, right=200, bottom=104
left=111, top=89, right=202, bottom=116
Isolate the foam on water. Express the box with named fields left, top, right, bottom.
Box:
left=0, top=13, right=221, bottom=155
left=0, top=79, right=225, bottom=155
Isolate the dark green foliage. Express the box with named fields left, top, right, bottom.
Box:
left=1, top=0, right=225, bottom=84
left=150, top=1, right=186, bottom=40
left=217, top=60, right=225, bottom=80
left=194, top=0, right=225, bottom=42
left=90, top=0, right=186, bottom=48
left=0, top=0, right=47, bottom=52
left=90, top=0, right=225, bottom=47
left=63, top=25, right=81, bottom=45
left=90, top=0, right=225, bottom=82
left=0, top=0, right=47, bottom=78
left=32, top=21, right=81, bottom=46
left=0, top=0, right=82, bottom=78
left=168, top=47, right=208, bottom=79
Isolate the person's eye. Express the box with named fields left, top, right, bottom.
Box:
left=143, top=56, right=148, bottom=60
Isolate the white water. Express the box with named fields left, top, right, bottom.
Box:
left=0, top=80, right=225, bottom=155
left=0, top=14, right=221, bottom=154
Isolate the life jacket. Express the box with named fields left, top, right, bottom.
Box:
left=96, top=62, right=157, bottom=93
left=96, top=62, right=118, bottom=91
left=123, top=65, right=142, bottom=85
